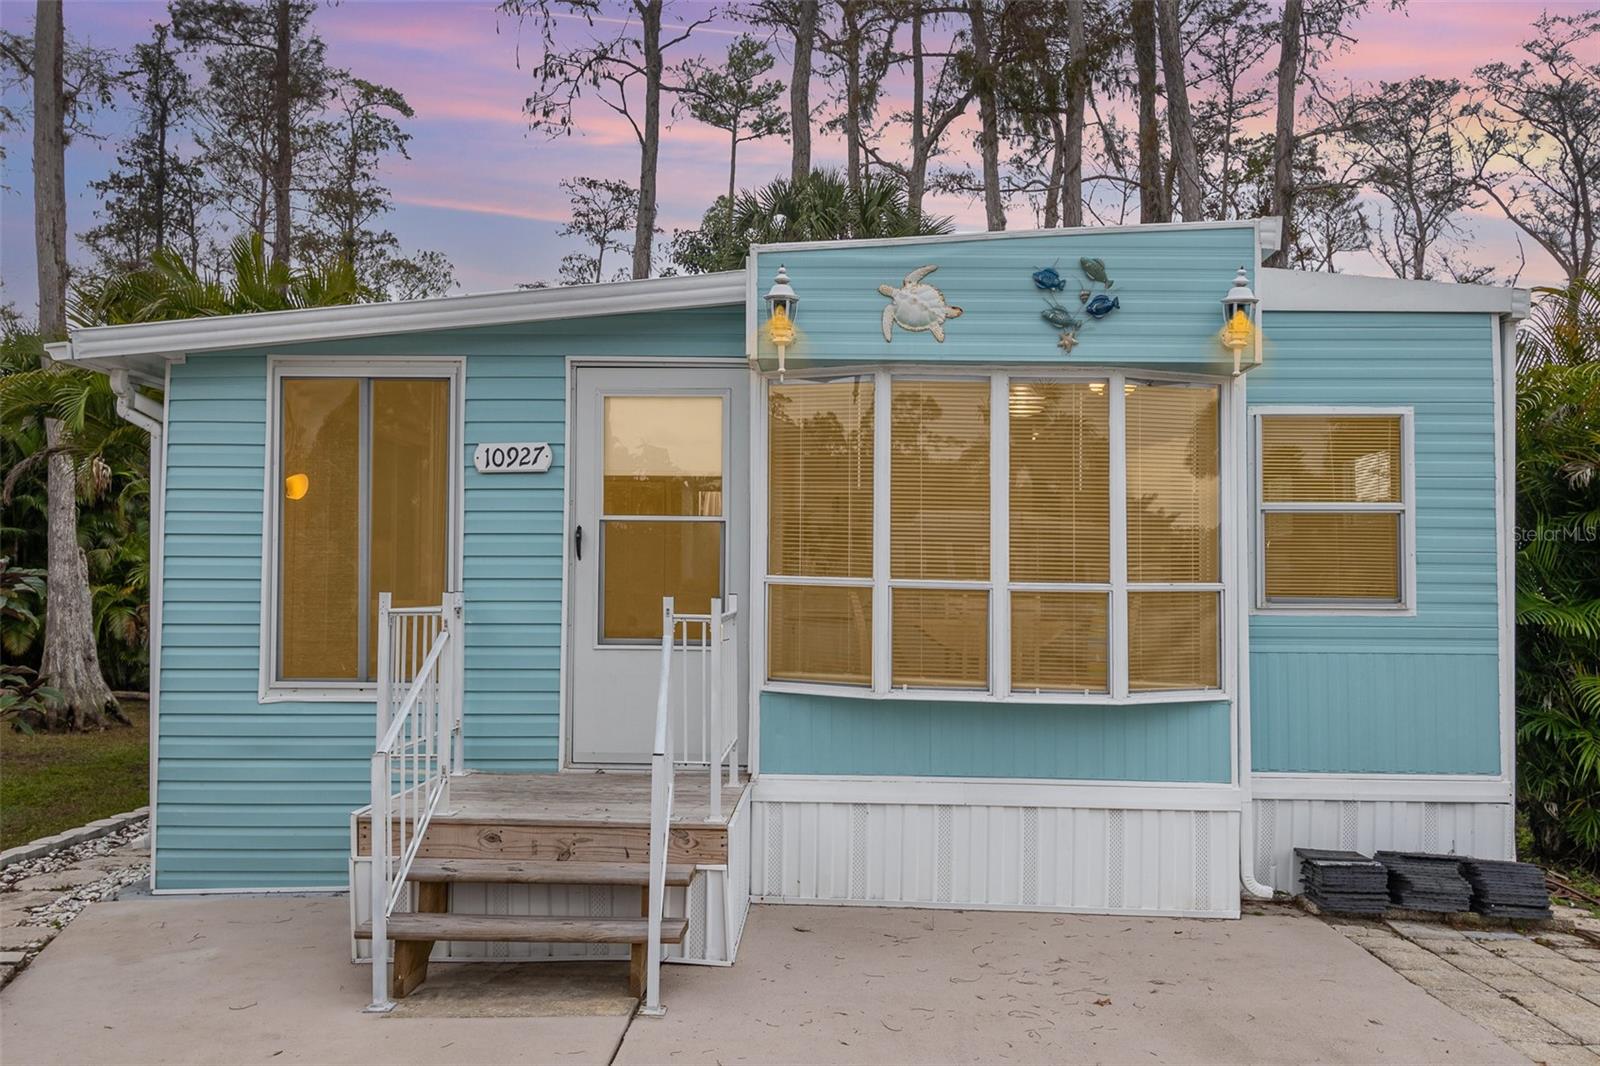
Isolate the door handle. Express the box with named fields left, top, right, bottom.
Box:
left=574, top=524, right=583, bottom=560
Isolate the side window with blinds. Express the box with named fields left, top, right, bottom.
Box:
left=767, top=379, right=875, bottom=685
left=1258, top=412, right=1408, bottom=608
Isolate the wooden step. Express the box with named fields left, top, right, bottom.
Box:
left=356, top=913, right=687, bottom=945
left=405, top=858, right=695, bottom=887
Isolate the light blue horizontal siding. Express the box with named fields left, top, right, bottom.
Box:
left=156, top=307, right=743, bottom=889
left=1247, top=311, right=1501, bottom=774
left=760, top=693, right=1231, bottom=782
left=752, top=224, right=1257, bottom=370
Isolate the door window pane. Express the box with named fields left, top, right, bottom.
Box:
left=1128, top=591, right=1219, bottom=691
left=768, top=584, right=872, bottom=685
left=602, top=521, right=722, bottom=640
left=1126, top=383, right=1220, bottom=583
left=892, top=587, right=988, bottom=689
left=1265, top=512, right=1400, bottom=600
left=369, top=379, right=451, bottom=678
left=769, top=380, right=874, bottom=579
left=604, top=396, right=724, bottom=516
left=891, top=380, right=989, bottom=581
left=280, top=378, right=361, bottom=680
left=1010, top=382, right=1110, bottom=582
left=1011, top=592, right=1109, bottom=693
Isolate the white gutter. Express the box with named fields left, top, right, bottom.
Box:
left=1232, top=360, right=1275, bottom=901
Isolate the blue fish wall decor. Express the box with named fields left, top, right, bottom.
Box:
left=1031, top=264, right=1068, bottom=292
left=1084, top=294, right=1121, bottom=319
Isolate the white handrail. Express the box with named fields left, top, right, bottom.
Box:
left=642, top=597, right=676, bottom=1017
left=366, top=591, right=462, bottom=1014
left=641, top=593, right=742, bottom=1016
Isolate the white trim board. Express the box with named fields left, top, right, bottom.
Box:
left=753, top=775, right=1242, bottom=811
left=1258, top=268, right=1530, bottom=315
left=1250, top=773, right=1511, bottom=804
left=54, top=272, right=746, bottom=367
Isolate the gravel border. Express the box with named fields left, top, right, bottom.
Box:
left=0, top=807, right=149, bottom=870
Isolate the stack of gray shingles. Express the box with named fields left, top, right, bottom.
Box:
left=1461, top=859, right=1553, bottom=919
left=1375, top=851, right=1473, bottom=912
left=1296, top=848, right=1390, bottom=915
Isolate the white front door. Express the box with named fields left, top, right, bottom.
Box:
left=568, top=365, right=750, bottom=766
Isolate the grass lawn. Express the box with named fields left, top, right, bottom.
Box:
left=1, top=698, right=149, bottom=851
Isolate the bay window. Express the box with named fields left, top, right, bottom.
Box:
left=766, top=370, right=1226, bottom=700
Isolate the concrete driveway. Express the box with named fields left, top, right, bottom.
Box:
left=0, top=895, right=1522, bottom=1065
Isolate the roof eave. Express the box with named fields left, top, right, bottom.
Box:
left=56, top=271, right=747, bottom=365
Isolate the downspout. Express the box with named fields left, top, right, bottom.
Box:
left=1235, top=325, right=1274, bottom=901
left=108, top=365, right=167, bottom=891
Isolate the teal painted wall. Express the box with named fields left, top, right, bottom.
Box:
left=156, top=307, right=743, bottom=889
left=1247, top=311, right=1501, bottom=774
left=751, top=223, right=1257, bottom=370
left=759, top=693, right=1231, bottom=782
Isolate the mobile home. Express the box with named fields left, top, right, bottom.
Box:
left=51, top=217, right=1528, bottom=1009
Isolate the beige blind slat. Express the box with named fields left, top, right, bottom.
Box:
left=1264, top=513, right=1400, bottom=600
left=1127, top=383, right=1220, bottom=583
left=1262, top=415, right=1402, bottom=503
left=1011, top=592, right=1108, bottom=693
left=891, top=380, right=989, bottom=581
left=768, top=584, right=872, bottom=685
left=1128, top=591, right=1219, bottom=691
left=769, top=380, right=874, bottom=578
left=1010, top=382, right=1110, bottom=582
left=891, top=588, right=988, bottom=689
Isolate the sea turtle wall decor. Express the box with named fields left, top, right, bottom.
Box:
left=879, top=264, right=964, bottom=342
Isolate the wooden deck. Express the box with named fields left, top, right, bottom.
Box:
left=354, top=769, right=750, bottom=866
left=438, top=769, right=750, bottom=828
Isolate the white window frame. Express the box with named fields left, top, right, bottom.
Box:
left=759, top=365, right=1233, bottom=705
left=1251, top=405, right=1416, bottom=616
left=258, top=357, right=466, bottom=703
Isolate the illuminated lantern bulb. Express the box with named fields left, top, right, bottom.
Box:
left=284, top=473, right=310, bottom=501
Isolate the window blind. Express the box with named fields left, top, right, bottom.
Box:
left=1011, top=592, right=1109, bottom=693
left=1262, top=416, right=1401, bottom=503
left=768, top=584, right=872, bottom=686
left=1128, top=591, right=1219, bottom=691
left=769, top=380, right=874, bottom=578
left=891, top=380, right=990, bottom=581
left=1126, top=383, right=1220, bottom=583
left=1264, top=512, right=1400, bottom=600
left=892, top=588, right=989, bottom=689
left=1010, top=382, right=1110, bottom=582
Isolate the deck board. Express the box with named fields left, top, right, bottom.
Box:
left=436, top=769, right=749, bottom=828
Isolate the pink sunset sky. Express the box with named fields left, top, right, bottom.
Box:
left=0, top=0, right=1592, bottom=310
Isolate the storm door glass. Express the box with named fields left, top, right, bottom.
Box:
left=601, top=395, right=725, bottom=640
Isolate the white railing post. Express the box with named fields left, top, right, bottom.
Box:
left=375, top=593, right=393, bottom=743
left=366, top=750, right=393, bottom=1013
left=725, top=595, right=739, bottom=789
left=449, top=590, right=465, bottom=775
left=707, top=598, right=723, bottom=823
left=642, top=596, right=675, bottom=1018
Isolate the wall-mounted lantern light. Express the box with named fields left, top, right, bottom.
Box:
left=764, top=264, right=798, bottom=379
left=1221, top=265, right=1259, bottom=375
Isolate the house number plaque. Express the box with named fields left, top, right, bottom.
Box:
left=473, top=442, right=552, bottom=474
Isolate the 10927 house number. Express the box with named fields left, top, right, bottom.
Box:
left=473, top=442, right=552, bottom=474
